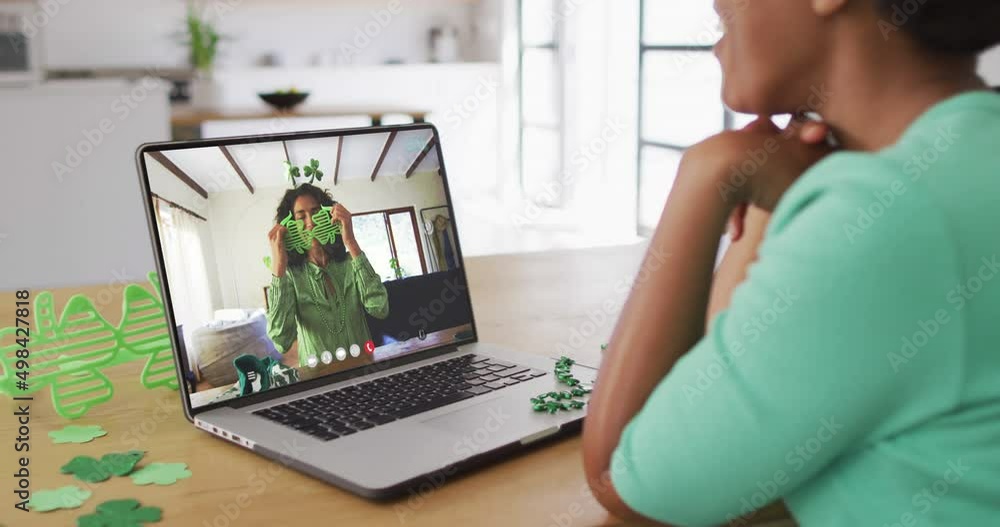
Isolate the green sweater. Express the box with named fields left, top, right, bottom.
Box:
left=267, top=252, right=389, bottom=366
left=611, top=91, right=1000, bottom=526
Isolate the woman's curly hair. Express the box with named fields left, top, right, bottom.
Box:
left=875, top=0, right=1000, bottom=54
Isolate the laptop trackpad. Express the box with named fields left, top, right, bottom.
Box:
left=420, top=396, right=510, bottom=435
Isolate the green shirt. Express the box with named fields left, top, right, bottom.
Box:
left=611, top=91, right=1000, bottom=526
left=267, top=252, right=389, bottom=366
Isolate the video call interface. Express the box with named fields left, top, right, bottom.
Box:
left=143, top=128, right=474, bottom=408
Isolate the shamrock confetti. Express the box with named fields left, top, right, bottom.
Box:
left=530, top=356, right=592, bottom=414
left=29, top=486, right=92, bottom=512
left=49, top=425, right=108, bottom=444
left=61, top=451, right=145, bottom=483
left=77, top=499, right=162, bottom=527
left=129, top=463, right=192, bottom=486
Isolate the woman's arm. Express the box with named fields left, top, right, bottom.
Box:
left=351, top=253, right=390, bottom=319
left=582, top=143, right=734, bottom=520
left=266, top=275, right=298, bottom=355
left=266, top=224, right=297, bottom=354
left=582, top=119, right=831, bottom=521
left=326, top=202, right=389, bottom=318
left=707, top=206, right=772, bottom=325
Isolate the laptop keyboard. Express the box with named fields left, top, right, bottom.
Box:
left=252, top=354, right=546, bottom=441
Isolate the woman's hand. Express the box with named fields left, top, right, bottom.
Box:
left=688, top=117, right=834, bottom=224
left=726, top=119, right=832, bottom=241
left=331, top=203, right=361, bottom=257
left=268, top=224, right=289, bottom=277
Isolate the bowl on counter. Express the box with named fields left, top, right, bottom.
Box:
left=258, top=91, right=310, bottom=111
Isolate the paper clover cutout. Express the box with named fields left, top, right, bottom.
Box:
left=129, top=463, right=192, bottom=486
left=61, top=451, right=145, bottom=483
left=77, top=499, right=162, bottom=527
left=29, top=485, right=92, bottom=512
left=49, top=425, right=108, bottom=444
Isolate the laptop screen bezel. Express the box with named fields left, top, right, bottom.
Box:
left=134, top=123, right=480, bottom=420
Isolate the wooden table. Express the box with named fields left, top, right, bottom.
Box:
left=2, top=244, right=790, bottom=526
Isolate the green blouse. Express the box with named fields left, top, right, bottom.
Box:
left=266, top=252, right=389, bottom=366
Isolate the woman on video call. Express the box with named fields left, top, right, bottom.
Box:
left=266, top=184, right=389, bottom=368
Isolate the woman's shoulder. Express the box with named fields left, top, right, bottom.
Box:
left=772, top=151, right=927, bottom=226
left=764, top=149, right=955, bottom=261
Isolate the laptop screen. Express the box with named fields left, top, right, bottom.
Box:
left=140, top=126, right=475, bottom=409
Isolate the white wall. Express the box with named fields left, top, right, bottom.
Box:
left=39, top=0, right=493, bottom=69
left=196, top=63, right=501, bottom=241
left=0, top=80, right=171, bottom=290
left=206, top=170, right=448, bottom=310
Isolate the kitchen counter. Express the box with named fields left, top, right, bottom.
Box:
left=170, top=103, right=429, bottom=140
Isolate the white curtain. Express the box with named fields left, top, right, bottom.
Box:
left=155, top=198, right=215, bottom=369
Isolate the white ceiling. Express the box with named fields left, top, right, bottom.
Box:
left=153, top=128, right=440, bottom=194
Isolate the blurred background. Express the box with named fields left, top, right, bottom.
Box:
left=1, top=0, right=999, bottom=290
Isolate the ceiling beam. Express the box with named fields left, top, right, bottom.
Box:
left=334, top=135, right=344, bottom=186
left=148, top=151, right=208, bottom=199
left=370, top=131, right=398, bottom=182
left=405, top=137, right=437, bottom=179
left=151, top=193, right=207, bottom=222
left=219, top=146, right=254, bottom=194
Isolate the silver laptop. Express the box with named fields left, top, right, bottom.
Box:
left=135, top=123, right=595, bottom=499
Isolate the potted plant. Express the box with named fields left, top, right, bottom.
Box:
left=389, top=258, right=407, bottom=280
left=180, top=3, right=224, bottom=108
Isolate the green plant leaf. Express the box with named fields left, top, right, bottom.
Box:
left=310, top=158, right=319, bottom=169
left=315, top=170, right=324, bottom=180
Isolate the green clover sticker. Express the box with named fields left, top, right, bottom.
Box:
left=61, top=451, right=145, bottom=483
left=77, top=499, right=162, bottom=527
left=29, top=485, right=92, bottom=512
left=49, top=425, right=108, bottom=444
left=129, top=463, right=192, bottom=486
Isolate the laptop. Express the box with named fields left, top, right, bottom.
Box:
left=134, top=123, right=596, bottom=499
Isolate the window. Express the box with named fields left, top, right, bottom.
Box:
left=638, top=0, right=730, bottom=231
left=518, top=0, right=565, bottom=205
left=352, top=208, right=427, bottom=282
